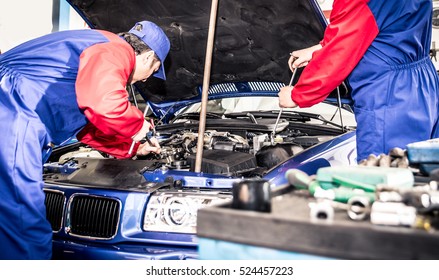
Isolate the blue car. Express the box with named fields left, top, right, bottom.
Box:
left=43, top=0, right=357, bottom=259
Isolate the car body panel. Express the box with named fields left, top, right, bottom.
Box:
left=52, top=239, right=198, bottom=260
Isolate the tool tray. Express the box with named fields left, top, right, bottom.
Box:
left=197, top=191, right=439, bottom=259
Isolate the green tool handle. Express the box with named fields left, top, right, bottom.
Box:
left=313, top=186, right=375, bottom=203
left=286, top=169, right=313, bottom=190
left=331, top=175, right=376, bottom=192
left=286, top=168, right=376, bottom=203
left=333, top=187, right=375, bottom=203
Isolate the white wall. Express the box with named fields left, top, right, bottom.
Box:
left=0, top=0, right=87, bottom=53
left=316, top=0, right=333, bottom=12
left=0, top=0, right=53, bottom=53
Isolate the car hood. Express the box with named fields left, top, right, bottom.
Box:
left=67, top=0, right=351, bottom=118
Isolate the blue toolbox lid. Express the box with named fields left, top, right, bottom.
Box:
left=407, top=138, right=439, bottom=163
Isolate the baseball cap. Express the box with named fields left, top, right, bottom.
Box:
left=128, top=21, right=170, bottom=80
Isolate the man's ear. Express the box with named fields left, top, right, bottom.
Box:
left=144, top=50, right=155, bottom=61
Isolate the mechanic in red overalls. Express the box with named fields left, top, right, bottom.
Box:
left=278, top=0, right=439, bottom=162
left=0, top=21, right=169, bottom=259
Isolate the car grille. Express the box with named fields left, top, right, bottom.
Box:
left=44, top=189, right=65, bottom=232
left=68, top=195, right=120, bottom=239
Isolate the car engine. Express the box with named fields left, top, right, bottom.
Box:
left=44, top=111, right=347, bottom=181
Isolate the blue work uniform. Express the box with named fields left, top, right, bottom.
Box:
left=291, top=0, right=439, bottom=161
left=0, top=29, right=143, bottom=259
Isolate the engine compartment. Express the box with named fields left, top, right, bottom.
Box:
left=44, top=111, right=348, bottom=184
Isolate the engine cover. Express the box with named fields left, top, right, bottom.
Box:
left=187, top=150, right=257, bottom=175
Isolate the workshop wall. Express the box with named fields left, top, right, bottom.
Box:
left=0, top=0, right=87, bottom=53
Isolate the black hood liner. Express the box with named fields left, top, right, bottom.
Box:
left=69, top=0, right=327, bottom=102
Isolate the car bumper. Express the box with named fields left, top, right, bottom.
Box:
left=52, top=239, right=198, bottom=260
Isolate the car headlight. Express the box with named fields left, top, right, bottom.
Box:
left=143, top=191, right=231, bottom=234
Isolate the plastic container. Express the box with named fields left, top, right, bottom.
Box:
left=316, top=166, right=414, bottom=190
left=407, top=139, right=439, bottom=163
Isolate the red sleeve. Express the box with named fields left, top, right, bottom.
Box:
left=76, top=31, right=143, bottom=139
left=75, top=31, right=144, bottom=157
left=76, top=122, right=140, bottom=159
left=292, top=0, right=379, bottom=107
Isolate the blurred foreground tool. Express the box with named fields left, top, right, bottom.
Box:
left=401, top=190, right=439, bottom=214
left=370, top=201, right=417, bottom=227
left=369, top=201, right=439, bottom=231
left=232, top=178, right=272, bottom=213
left=316, top=166, right=414, bottom=191
left=286, top=166, right=416, bottom=220
left=286, top=166, right=415, bottom=195
left=359, top=147, right=409, bottom=168
left=286, top=168, right=375, bottom=203
left=309, top=196, right=372, bottom=221
left=285, top=168, right=318, bottom=191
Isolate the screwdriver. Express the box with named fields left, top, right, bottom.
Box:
left=286, top=168, right=375, bottom=203
left=128, top=105, right=149, bottom=155
left=142, top=118, right=156, bottom=146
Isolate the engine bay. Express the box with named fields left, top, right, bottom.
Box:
left=44, top=110, right=351, bottom=187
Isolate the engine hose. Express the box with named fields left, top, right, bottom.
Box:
left=247, top=132, right=256, bottom=138
left=159, top=134, right=180, bottom=146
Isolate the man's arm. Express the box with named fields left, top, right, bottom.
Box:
left=292, top=0, right=379, bottom=107
left=75, top=33, right=149, bottom=158
left=76, top=122, right=140, bottom=158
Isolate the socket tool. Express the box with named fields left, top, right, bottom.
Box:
left=232, top=179, right=272, bottom=213
left=287, top=168, right=373, bottom=220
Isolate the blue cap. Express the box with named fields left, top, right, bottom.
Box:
left=128, top=21, right=170, bottom=80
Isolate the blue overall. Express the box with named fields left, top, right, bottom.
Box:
left=350, top=0, right=439, bottom=161
left=292, top=0, right=439, bottom=161
left=0, top=30, right=111, bottom=259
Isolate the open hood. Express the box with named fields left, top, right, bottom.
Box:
left=68, top=0, right=350, bottom=106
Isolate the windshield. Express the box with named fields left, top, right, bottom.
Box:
left=176, top=96, right=356, bottom=128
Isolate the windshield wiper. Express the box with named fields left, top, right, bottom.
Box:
left=225, top=111, right=310, bottom=122
left=227, top=110, right=351, bottom=132
left=172, top=111, right=223, bottom=121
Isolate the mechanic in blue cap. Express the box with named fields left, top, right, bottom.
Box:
left=0, top=20, right=170, bottom=259
left=278, top=0, right=439, bottom=162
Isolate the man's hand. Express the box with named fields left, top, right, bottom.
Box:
left=289, top=44, right=322, bottom=72
left=132, top=120, right=153, bottom=142
left=136, top=137, right=161, bottom=156
left=278, top=86, right=297, bottom=108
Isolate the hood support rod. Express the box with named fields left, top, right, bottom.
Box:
left=194, top=0, right=219, bottom=173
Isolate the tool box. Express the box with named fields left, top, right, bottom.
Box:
left=197, top=193, right=439, bottom=259
left=316, top=166, right=414, bottom=190
left=407, top=138, right=439, bottom=174
left=197, top=163, right=439, bottom=259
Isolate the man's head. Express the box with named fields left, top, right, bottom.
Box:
left=128, top=21, right=170, bottom=80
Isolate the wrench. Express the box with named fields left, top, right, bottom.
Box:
left=271, top=66, right=298, bottom=143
